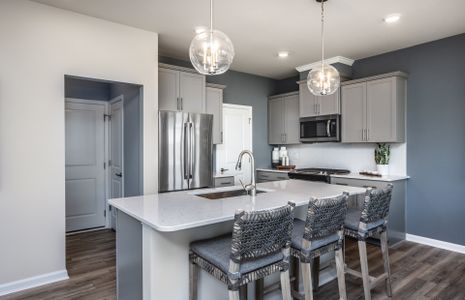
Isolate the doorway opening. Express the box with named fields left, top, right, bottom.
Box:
left=64, top=75, right=143, bottom=233
left=215, top=104, right=253, bottom=184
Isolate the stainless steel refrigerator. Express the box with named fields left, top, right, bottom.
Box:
left=159, top=110, right=213, bottom=192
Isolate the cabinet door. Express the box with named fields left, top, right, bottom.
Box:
left=179, top=72, right=206, bottom=113
left=283, top=94, right=300, bottom=144
left=341, top=82, right=366, bottom=142
left=268, top=98, right=285, bottom=144
left=318, top=89, right=340, bottom=115
left=299, top=83, right=318, bottom=117
left=158, top=68, right=179, bottom=111
left=206, top=87, right=223, bottom=144
left=366, top=78, right=396, bottom=142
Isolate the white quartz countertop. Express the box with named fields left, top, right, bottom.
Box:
left=108, top=179, right=366, bottom=232
left=330, top=173, right=410, bottom=182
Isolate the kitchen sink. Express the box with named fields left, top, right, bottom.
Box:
left=196, top=189, right=266, bottom=200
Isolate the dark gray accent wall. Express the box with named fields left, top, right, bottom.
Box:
left=159, top=56, right=277, bottom=168
left=65, top=76, right=111, bottom=100
left=352, top=33, right=465, bottom=246
left=275, top=75, right=299, bottom=94
left=110, top=83, right=143, bottom=197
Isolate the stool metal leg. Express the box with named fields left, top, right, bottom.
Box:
left=255, top=278, right=264, bottom=300
left=380, top=231, right=392, bottom=297
left=311, top=257, right=320, bottom=291
left=358, top=241, right=371, bottom=300
left=291, top=257, right=300, bottom=296
left=335, top=248, right=347, bottom=300
left=239, top=285, right=248, bottom=300
left=189, top=261, right=199, bottom=300
left=301, top=262, right=314, bottom=300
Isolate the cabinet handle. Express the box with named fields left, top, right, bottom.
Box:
left=221, top=131, right=223, bottom=143
left=181, top=97, right=183, bottom=110
left=284, top=133, right=287, bottom=143
left=367, top=129, right=370, bottom=141
left=176, top=98, right=180, bottom=110
left=317, top=103, right=320, bottom=115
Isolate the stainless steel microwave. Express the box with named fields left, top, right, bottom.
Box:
left=300, top=114, right=340, bottom=143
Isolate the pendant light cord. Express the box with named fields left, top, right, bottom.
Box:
left=321, top=0, right=325, bottom=70
left=210, top=0, right=213, bottom=32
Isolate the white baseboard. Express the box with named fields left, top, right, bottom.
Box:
left=0, top=270, right=69, bottom=296
left=406, top=234, right=465, bottom=254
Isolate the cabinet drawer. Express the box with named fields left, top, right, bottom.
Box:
left=257, top=171, right=289, bottom=183
left=214, top=176, right=235, bottom=187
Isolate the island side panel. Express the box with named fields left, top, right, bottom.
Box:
left=116, top=209, right=143, bottom=300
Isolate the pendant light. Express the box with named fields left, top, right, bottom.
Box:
left=307, top=0, right=340, bottom=96
left=189, top=0, right=235, bottom=75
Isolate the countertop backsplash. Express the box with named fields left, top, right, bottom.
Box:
left=285, top=142, right=407, bottom=175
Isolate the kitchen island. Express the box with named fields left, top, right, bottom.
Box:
left=109, top=179, right=366, bottom=300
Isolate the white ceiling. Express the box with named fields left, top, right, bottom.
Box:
left=32, top=0, right=465, bottom=79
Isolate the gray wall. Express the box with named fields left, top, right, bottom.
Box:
left=352, top=33, right=465, bottom=246
left=159, top=56, right=277, bottom=168
left=275, top=75, right=299, bottom=94
left=65, top=76, right=111, bottom=100
left=110, top=83, right=143, bottom=197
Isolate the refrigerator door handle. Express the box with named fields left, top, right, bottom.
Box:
left=183, top=122, right=190, bottom=180
left=189, top=122, right=194, bottom=179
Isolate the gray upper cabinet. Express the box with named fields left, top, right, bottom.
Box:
left=284, top=94, right=300, bottom=144
left=268, top=97, right=284, bottom=144
left=299, top=82, right=340, bottom=117
left=341, top=72, right=406, bottom=143
left=206, top=84, right=225, bottom=144
left=159, top=68, right=179, bottom=111
left=158, top=64, right=206, bottom=113
left=341, top=82, right=366, bottom=142
left=268, top=92, right=300, bottom=145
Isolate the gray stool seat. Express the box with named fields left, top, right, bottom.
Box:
left=190, top=234, right=284, bottom=275
left=291, top=219, right=340, bottom=251
left=344, top=208, right=385, bottom=233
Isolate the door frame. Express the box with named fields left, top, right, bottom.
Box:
left=108, top=95, right=124, bottom=229
left=65, top=97, right=125, bottom=230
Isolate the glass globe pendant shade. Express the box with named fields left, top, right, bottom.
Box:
left=307, top=63, right=340, bottom=96
left=189, top=29, right=235, bottom=75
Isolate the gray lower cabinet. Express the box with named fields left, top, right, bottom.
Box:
left=214, top=176, right=234, bottom=187
left=330, top=177, right=406, bottom=245
left=299, top=82, right=340, bottom=117
left=268, top=92, right=300, bottom=145
left=158, top=64, right=206, bottom=113
left=341, top=72, right=406, bottom=143
left=206, top=84, right=225, bottom=144
left=257, top=170, right=289, bottom=183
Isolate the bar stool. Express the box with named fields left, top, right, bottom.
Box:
left=189, top=202, right=296, bottom=300
left=290, top=193, right=349, bottom=300
left=344, top=184, right=394, bottom=300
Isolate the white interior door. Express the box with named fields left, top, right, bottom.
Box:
left=65, top=100, right=106, bottom=232
left=216, top=104, right=252, bottom=185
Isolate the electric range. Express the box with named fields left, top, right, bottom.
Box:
left=288, top=168, right=350, bottom=183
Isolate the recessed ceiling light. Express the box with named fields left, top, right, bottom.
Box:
left=384, top=14, right=401, bottom=24
left=278, top=51, right=289, bottom=58
left=194, top=26, right=208, bottom=34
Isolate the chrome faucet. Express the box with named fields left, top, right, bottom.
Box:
left=235, top=150, right=256, bottom=196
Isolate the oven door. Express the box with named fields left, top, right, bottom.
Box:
left=300, top=115, right=340, bottom=142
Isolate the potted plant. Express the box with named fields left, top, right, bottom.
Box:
left=374, top=143, right=390, bottom=175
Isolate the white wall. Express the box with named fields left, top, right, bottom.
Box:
left=286, top=143, right=407, bottom=175
left=0, top=0, right=158, bottom=291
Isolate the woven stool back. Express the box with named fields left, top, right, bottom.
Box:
left=360, top=184, right=393, bottom=224
left=230, top=202, right=295, bottom=263
left=304, top=193, right=349, bottom=241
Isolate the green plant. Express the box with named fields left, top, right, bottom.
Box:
left=375, top=143, right=391, bottom=165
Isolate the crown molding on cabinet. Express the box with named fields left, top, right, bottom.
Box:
left=268, top=91, right=299, bottom=100
left=295, top=56, right=355, bottom=73
left=340, top=71, right=408, bottom=86
left=158, top=63, right=198, bottom=74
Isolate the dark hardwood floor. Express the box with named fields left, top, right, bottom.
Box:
left=2, top=230, right=465, bottom=299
